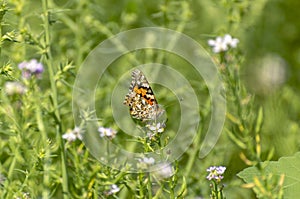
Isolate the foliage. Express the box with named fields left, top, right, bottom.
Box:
left=238, top=152, right=300, bottom=199
left=0, top=0, right=299, bottom=198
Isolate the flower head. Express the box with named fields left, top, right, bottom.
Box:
left=146, top=122, right=165, bottom=133
left=223, top=34, right=239, bottom=48
left=208, top=34, right=239, bottom=53
left=206, top=166, right=226, bottom=182
left=62, top=126, right=82, bottom=142
left=142, top=157, right=155, bottom=165
left=208, top=36, right=228, bottom=53
left=98, top=127, right=117, bottom=139
left=105, top=184, right=120, bottom=196
left=18, top=59, right=44, bottom=79
left=137, top=157, right=155, bottom=169
left=5, top=81, right=27, bottom=95
left=153, top=162, right=174, bottom=179
left=253, top=54, right=287, bottom=93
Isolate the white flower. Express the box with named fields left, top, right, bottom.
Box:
left=208, top=34, right=239, bottom=53
left=142, top=157, right=155, bottom=165
left=146, top=122, right=165, bottom=133
left=206, top=166, right=226, bottom=182
left=98, top=127, right=117, bottom=139
left=153, top=162, right=174, bottom=179
left=5, top=81, right=27, bottom=95
left=105, top=184, right=120, bottom=195
left=62, top=126, right=82, bottom=142
left=223, top=34, right=239, bottom=48
left=208, top=36, right=228, bottom=53
left=257, top=54, right=287, bottom=92
left=137, top=157, right=155, bottom=169
left=62, top=132, right=77, bottom=142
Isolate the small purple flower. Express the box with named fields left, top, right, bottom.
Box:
left=206, top=166, right=226, bottom=182
left=18, top=59, right=44, bottom=79
left=98, top=127, right=117, bottom=139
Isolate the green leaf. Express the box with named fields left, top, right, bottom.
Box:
left=237, top=152, right=300, bottom=198
left=175, top=176, right=187, bottom=198
left=255, top=106, right=264, bottom=134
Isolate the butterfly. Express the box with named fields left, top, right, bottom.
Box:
left=123, top=69, right=165, bottom=123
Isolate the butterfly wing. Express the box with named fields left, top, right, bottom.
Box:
left=124, top=69, right=161, bottom=121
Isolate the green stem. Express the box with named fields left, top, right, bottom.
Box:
left=216, top=182, right=220, bottom=199
left=169, top=180, right=175, bottom=199
left=74, top=0, right=88, bottom=67
left=7, top=148, right=17, bottom=179
left=138, top=173, right=144, bottom=198
left=155, top=1, right=189, bottom=65
left=147, top=173, right=153, bottom=199
left=184, top=126, right=201, bottom=177
left=41, top=0, right=68, bottom=198
left=0, top=1, right=6, bottom=57
left=36, top=97, right=50, bottom=198
left=220, top=186, right=224, bottom=199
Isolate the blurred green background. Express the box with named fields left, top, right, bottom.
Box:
left=1, top=0, right=300, bottom=198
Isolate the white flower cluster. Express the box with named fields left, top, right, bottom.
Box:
left=256, top=54, right=287, bottom=92
left=146, top=122, right=165, bottom=134
left=206, top=166, right=226, bottom=182
left=153, top=162, right=174, bottom=179
left=137, top=157, right=155, bottom=169
left=208, top=34, right=239, bottom=53
left=105, top=184, right=120, bottom=195
left=5, top=81, right=27, bottom=95
left=98, top=127, right=117, bottom=139
left=62, top=126, right=83, bottom=142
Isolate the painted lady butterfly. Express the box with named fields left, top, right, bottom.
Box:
left=123, top=69, right=165, bottom=123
